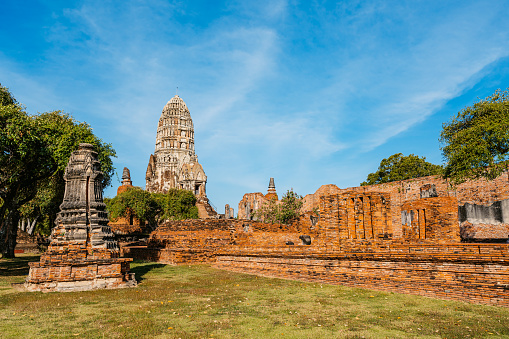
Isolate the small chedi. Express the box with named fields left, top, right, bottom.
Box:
left=108, top=167, right=145, bottom=235
left=25, top=144, right=137, bottom=292
left=145, top=95, right=216, bottom=218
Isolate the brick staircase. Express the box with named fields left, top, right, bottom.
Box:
left=196, top=197, right=218, bottom=219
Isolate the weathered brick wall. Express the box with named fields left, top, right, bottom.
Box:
left=460, top=222, right=509, bottom=241
left=213, top=243, right=509, bottom=307
left=401, top=197, right=460, bottom=242
left=302, top=184, right=341, bottom=212
left=238, top=192, right=271, bottom=220
left=124, top=217, right=509, bottom=306
left=319, top=192, right=392, bottom=246
left=305, top=172, right=509, bottom=240
left=131, top=219, right=318, bottom=263
left=148, top=219, right=233, bottom=248
left=109, top=223, right=145, bottom=235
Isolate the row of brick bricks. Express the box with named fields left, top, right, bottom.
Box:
left=213, top=252, right=509, bottom=307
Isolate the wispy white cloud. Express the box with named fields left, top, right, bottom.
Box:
left=2, top=0, right=509, bottom=208
left=316, top=0, right=509, bottom=153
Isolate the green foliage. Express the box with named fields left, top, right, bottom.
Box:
left=253, top=189, right=303, bottom=224
left=0, top=86, right=56, bottom=256
left=252, top=198, right=280, bottom=224
left=0, top=84, right=116, bottom=256
left=280, top=189, right=303, bottom=223
left=440, top=88, right=509, bottom=184
left=36, top=111, right=116, bottom=187
left=153, top=189, right=199, bottom=221
left=0, top=84, right=16, bottom=106
left=361, top=153, right=443, bottom=186
left=105, top=188, right=198, bottom=227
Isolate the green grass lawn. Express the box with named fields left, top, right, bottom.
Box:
left=1, top=255, right=509, bottom=338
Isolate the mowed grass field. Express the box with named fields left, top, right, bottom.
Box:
left=1, top=255, right=509, bottom=338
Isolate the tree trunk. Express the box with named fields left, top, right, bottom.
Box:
left=27, top=216, right=38, bottom=235
left=0, top=209, right=20, bottom=258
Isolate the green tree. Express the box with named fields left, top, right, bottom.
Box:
left=361, top=153, right=443, bottom=186
left=105, top=187, right=199, bottom=228
left=440, top=88, right=509, bottom=184
left=0, top=85, right=55, bottom=257
left=252, top=198, right=280, bottom=224
left=252, top=189, right=303, bottom=224
left=0, top=84, right=116, bottom=257
left=154, top=189, right=199, bottom=221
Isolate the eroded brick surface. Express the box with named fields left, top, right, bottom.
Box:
left=213, top=244, right=509, bottom=307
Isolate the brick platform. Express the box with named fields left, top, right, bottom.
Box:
left=25, top=258, right=136, bottom=292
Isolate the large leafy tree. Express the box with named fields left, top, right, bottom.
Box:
left=0, top=88, right=54, bottom=257
left=361, top=153, right=443, bottom=186
left=105, top=187, right=199, bottom=228
left=252, top=189, right=303, bottom=224
left=440, top=88, right=509, bottom=184
left=0, top=84, right=116, bottom=257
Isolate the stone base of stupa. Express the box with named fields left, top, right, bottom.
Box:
left=25, top=258, right=137, bottom=292
left=25, top=239, right=137, bottom=292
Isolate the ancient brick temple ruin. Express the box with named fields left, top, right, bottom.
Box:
left=238, top=177, right=279, bottom=220
left=25, top=144, right=137, bottom=292
left=122, top=171, right=509, bottom=307
left=145, top=95, right=216, bottom=218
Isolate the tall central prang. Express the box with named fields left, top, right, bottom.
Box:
left=146, top=95, right=207, bottom=197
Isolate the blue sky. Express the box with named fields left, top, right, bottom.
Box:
left=2, top=0, right=509, bottom=213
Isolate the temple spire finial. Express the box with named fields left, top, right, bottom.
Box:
left=268, top=177, right=275, bottom=189
left=265, top=177, right=278, bottom=200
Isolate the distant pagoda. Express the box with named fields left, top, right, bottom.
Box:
left=146, top=95, right=207, bottom=197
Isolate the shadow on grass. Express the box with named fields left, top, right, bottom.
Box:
left=130, top=262, right=166, bottom=282
left=0, top=255, right=39, bottom=277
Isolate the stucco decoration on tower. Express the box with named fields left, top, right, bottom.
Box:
left=146, top=95, right=207, bottom=197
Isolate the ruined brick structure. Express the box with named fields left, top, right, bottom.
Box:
left=224, top=204, right=234, bottom=219
left=145, top=95, right=216, bottom=218
left=25, top=144, right=137, bottom=292
left=320, top=192, right=393, bottom=246
left=238, top=178, right=279, bottom=220
left=14, top=229, right=46, bottom=254
left=109, top=167, right=145, bottom=235
left=125, top=214, right=509, bottom=306
left=303, top=173, right=509, bottom=241
left=401, top=196, right=460, bottom=242
left=121, top=172, right=509, bottom=306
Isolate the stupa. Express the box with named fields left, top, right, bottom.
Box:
left=25, top=144, right=137, bottom=292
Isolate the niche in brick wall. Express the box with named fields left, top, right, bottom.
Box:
left=320, top=192, right=392, bottom=242
left=401, top=196, right=459, bottom=243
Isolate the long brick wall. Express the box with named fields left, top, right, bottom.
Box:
left=213, top=243, right=509, bottom=307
